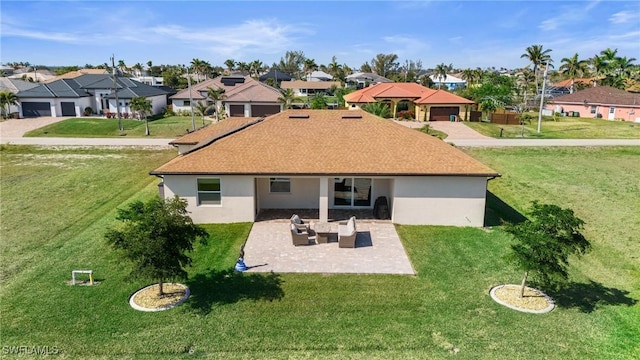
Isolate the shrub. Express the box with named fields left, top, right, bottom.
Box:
left=122, top=112, right=130, bottom=119
left=83, top=106, right=93, bottom=116
left=397, top=110, right=415, bottom=120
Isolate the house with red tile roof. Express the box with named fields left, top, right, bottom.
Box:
left=171, top=75, right=282, bottom=118
left=151, top=109, right=499, bottom=226
left=549, top=86, right=640, bottom=122
left=343, top=82, right=474, bottom=121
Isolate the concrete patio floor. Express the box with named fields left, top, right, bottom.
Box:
left=242, top=219, right=415, bottom=275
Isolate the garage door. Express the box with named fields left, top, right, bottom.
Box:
left=61, top=102, right=76, bottom=116
left=251, top=105, right=280, bottom=117
left=430, top=106, right=459, bottom=121
left=22, top=102, right=51, bottom=117
left=229, top=105, right=244, bottom=117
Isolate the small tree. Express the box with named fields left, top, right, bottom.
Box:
left=362, top=102, right=391, bottom=118
left=105, top=196, right=209, bottom=296
left=0, top=90, right=19, bottom=119
left=504, top=202, right=590, bottom=297
left=129, top=96, right=153, bottom=135
left=309, top=92, right=327, bottom=109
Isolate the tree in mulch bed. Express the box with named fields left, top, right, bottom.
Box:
left=504, top=201, right=591, bottom=298
left=105, top=196, right=209, bottom=296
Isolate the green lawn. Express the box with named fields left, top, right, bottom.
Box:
left=465, top=115, right=640, bottom=139
left=0, top=145, right=638, bottom=358
left=24, top=116, right=211, bottom=138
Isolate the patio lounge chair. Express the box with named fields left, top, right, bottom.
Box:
left=290, top=224, right=313, bottom=246
left=338, top=216, right=357, bottom=248
left=290, top=214, right=310, bottom=232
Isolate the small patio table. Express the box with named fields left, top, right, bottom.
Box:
left=314, top=222, right=334, bottom=244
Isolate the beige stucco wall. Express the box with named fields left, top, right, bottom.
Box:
left=257, top=177, right=320, bottom=209
left=162, top=175, right=254, bottom=223
left=391, top=176, right=487, bottom=226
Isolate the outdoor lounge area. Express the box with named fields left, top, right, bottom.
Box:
left=242, top=211, right=415, bottom=275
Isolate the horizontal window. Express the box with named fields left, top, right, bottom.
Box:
left=270, top=178, right=290, bottom=193
left=197, top=178, right=221, bottom=205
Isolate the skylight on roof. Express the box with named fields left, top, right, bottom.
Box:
left=341, top=114, right=362, bottom=119
left=289, top=114, right=309, bottom=119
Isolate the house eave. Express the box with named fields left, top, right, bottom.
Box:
left=150, top=171, right=501, bottom=178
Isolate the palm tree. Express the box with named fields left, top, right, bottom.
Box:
left=361, top=102, right=391, bottom=118
left=461, top=68, right=474, bottom=86
left=303, top=58, right=318, bottom=79
left=236, top=62, right=249, bottom=76
left=520, top=44, right=553, bottom=94
left=434, top=63, right=449, bottom=89
left=206, top=87, right=227, bottom=122
left=132, top=63, right=144, bottom=77
left=614, top=56, right=637, bottom=77
left=117, top=60, right=128, bottom=75
left=277, top=88, right=299, bottom=109
left=191, top=58, right=206, bottom=82
left=559, top=53, right=588, bottom=93
left=129, top=96, right=153, bottom=135
left=250, top=60, right=263, bottom=78
left=590, top=54, right=607, bottom=86
left=224, top=59, right=236, bottom=74
left=0, top=90, right=19, bottom=119
left=194, top=101, right=210, bottom=126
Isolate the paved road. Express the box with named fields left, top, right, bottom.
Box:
left=2, top=118, right=638, bottom=148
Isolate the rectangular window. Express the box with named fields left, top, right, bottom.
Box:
left=184, top=100, right=191, bottom=106
left=269, top=178, right=291, bottom=193
left=590, top=106, right=596, bottom=114
left=197, top=178, right=221, bottom=205
left=609, top=107, right=615, bottom=114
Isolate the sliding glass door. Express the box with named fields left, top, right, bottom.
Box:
left=334, top=178, right=372, bottom=207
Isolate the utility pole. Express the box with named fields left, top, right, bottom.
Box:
left=537, top=61, right=549, bottom=134
left=111, top=55, right=123, bottom=131
left=186, top=65, right=195, bottom=131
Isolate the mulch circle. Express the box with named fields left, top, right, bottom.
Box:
left=490, top=284, right=555, bottom=314
left=129, top=283, right=190, bottom=312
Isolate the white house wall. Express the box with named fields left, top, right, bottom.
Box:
left=257, top=177, right=319, bottom=208
left=18, top=97, right=93, bottom=117
left=162, top=175, right=255, bottom=223
left=392, top=176, right=487, bottom=226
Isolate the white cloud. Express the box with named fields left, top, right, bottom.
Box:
left=609, top=11, right=634, bottom=24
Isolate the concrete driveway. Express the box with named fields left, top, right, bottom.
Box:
left=0, top=116, right=72, bottom=137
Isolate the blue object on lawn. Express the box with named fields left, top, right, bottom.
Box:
left=235, top=258, right=247, bottom=272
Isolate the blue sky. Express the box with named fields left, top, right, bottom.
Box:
left=1, top=0, right=638, bottom=70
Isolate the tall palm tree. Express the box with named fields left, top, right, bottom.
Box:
left=520, top=44, right=553, bottom=94
left=461, top=68, right=474, bottom=86
left=206, top=87, right=227, bottom=122
left=191, top=58, right=206, bottom=82
left=0, top=90, right=19, bottom=119
left=559, top=53, right=588, bottom=93
left=434, top=63, right=449, bottom=89
left=224, top=59, right=236, bottom=74
left=589, top=54, right=607, bottom=86
left=194, top=101, right=210, bottom=126
left=117, top=59, right=127, bottom=75
left=129, top=96, right=153, bottom=135
left=614, top=56, right=637, bottom=77
left=303, top=58, right=318, bottom=78
left=250, top=60, right=263, bottom=78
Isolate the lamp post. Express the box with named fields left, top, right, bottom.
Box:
left=186, top=66, right=195, bottom=131
left=537, top=61, right=549, bottom=134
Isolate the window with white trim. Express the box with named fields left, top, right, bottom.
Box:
left=269, top=178, right=291, bottom=193
left=197, top=178, right=221, bottom=205
left=590, top=106, right=597, bottom=114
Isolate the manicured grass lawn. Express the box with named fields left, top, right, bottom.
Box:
left=1, top=145, right=638, bottom=358
left=465, top=115, right=640, bottom=139
left=24, top=116, right=211, bottom=138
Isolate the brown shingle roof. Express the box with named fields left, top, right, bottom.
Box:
left=152, top=110, right=498, bottom=177
left=550, top=86, right=640, bottom=107
left=170, top=117, right=262, bottom=145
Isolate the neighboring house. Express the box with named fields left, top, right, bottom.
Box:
left=345, top=72, right=393, bottom=89
left=306, top=70, right=333, bottom=82
left=44, top=68, right=109, bottom=83
left=14, top=74, right=168, bottom=117
left=171, top=75, right=282, bottom=117
left=152, top=109, right=499, bottom=226
left=429, top=74, right=467, bottom=90
left=343, top=82, right=474, bottom=121
left=280, top=80, right=342, bottom=97
left=258, top=69, right=294, bottom=85
left=0, top=78, right=39, bottom=115
left=8, top=68, right=55, bottom=82
left=549, top=86, right=640, bottom=122
left=131, top=76, right=164, bottom=87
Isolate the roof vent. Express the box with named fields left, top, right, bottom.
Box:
left=341, top=114, right=362, bottom=119
left=289, top=114, right=309, bottom=119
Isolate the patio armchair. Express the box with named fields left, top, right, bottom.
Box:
left=290, top=214, right=310, bottom=232
left=338, top=216, right=357, bottom=248
left=290, top=223, right=313, bottom=246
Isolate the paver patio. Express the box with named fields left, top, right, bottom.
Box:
left=243, top=220, right=415, bottom=275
